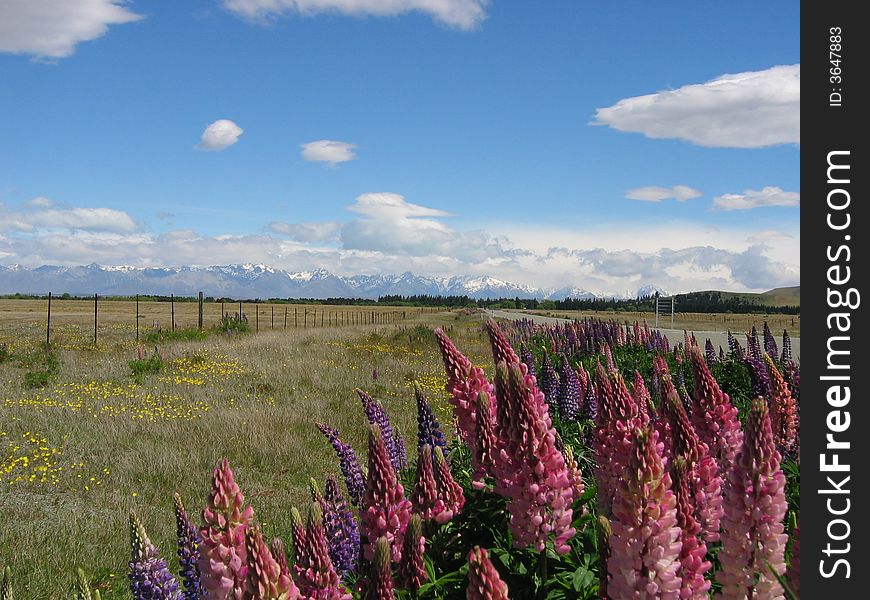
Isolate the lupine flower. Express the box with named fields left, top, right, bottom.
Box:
left=173, top=493, right=203, bottom=600
left=563, top=445, right=585, bottom=500
left=520, top=343, right=536, bottom=378
left=323, top=475, right=360, bottom=579
left=290, top=507, right=309, bottom=580
left=747, top=326, right=762, bottom=361
left=671, top=458, right=711, bottom=599
left=410, top=444, right=446, bottom=522
left=688, top=348, right=743, bottom=473
left=397, top=515, right=428, bottom=591
left=580, top=375, right=597, bottom=422
left=245, top=526, right=299, bottom=600
left=316, top=424, right=366, bottom=507
left=780, top=330, right=792, bottom=364
left=270, top=539, right=291, bottom=581
left=763, top=322, right=778, bottom=358
left=129, top=511, right=183, bottom=600
left=433, top=445, right=465, bottom=522
left=363, top=538, right=394, bottom=600
left=718, top=398, right=788, bottom=600
left=359, top=425, right=412, bottom=563
left=358, top=389, right=407, bottom=471
left=726, top=332, right=744, bottom=360
left=467, top=547, right=509, bottom=600
left=602, top=341, right=616, bottom=373
left=295, top=503, right=352, bottom=600
left=556, top=358, right=581, bottom=421
left=492, top=361, right=575, bottom=554
left=414, top=384, right=446, bottom=449
left=764, top=355, right=798, bottom=452
left=787, top=520, right=800, bottom=597
left=471, top=391, right=498, bottom=489
left=485, top=318, right=521, bottom=367
left=537, top=351, right=559, bottom=407
left=607, top=427, right=681, bottom=600
left=199, top=459, right=255, bottom=600
left=705, top=339, right=717, bottom=366
left=630, top=370, right=651, bottom=424
left=745, top=355, right=772, bottom=404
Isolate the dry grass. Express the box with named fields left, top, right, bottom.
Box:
left=0, top=304, right=488, bottom=598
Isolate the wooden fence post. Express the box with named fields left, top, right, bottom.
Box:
left=256, top=304, right=259, bottom=332
left=271, top=305, right=274, bottom=329
left=46, top=292, right=52, bottom=345
left=94, top=293, right=98, bottom=344
left=295, top=307, right=298, bottom=328
left=284, top=306, right=287, bottom=329
left=198, top=292, right=204, bottom=330
left=136, top=294, right=139, bottom=341
left=171, top=294, right=176, bottom=331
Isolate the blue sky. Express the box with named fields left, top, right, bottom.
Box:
left=0, top=1, right=799, bottom=295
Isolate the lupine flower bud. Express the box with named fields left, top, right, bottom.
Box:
left=433, top=446, right=465, bottom=522
left=410, top=444, right=445, bottom=522
left=466, top=547, right=509, bottom=600
left=295, top=503, right=352, bottom=600
left=472, top=391, right=498, bottom=489
left=671, top=459, right=711, bottom=599
left=360, top=425, right=412, bottom=563
left=316, top=424, right=366, bottom=507
left=323, top=475, right=360, bottom=579
left=173, top=493, right=203, bottom=600
left=290, top=507, right=309, bottom=578
left=414, top=384, right=446, bottom=450
left=689, top=348, right=743, bottom=472
left=270, top=538, right=291, bottom=581
left=129, top=512, right=183, bottom=600
left=607, top=428, right=681, bottom=600
left=363, top=538, right=394, bottom=600
left=358, top=389, right=406, bottom=471
left=199, top=460, right=254, bottom=600
left=764, top=355, right=798, bottom=452
left=563, top=445, right=585, bottom=500
left=717, top=399, right=788, bottom=600
left=245, top=526, right=299, bottom=600
left=397, top=515, right=428, bottom=591
left=485, top=319, right=521, bottom=368
left=630, top=370, right=651, bottom=424
left=77, top=568, right=93, bottom=600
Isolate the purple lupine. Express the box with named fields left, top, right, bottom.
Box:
left=781, top=329, right=792, bottom=364
left=557, top=358, right=581, bottom=421
left=727, top=331, right=744, bottom=360
left=520, top=343, right=536, bottom=378
left=324, top=475, right=360, bottom=579
left=763, top=322, right=778, bottom=358
left=745, top=354, right=772, bottom=402
left=580, top=374, right=597, bottom=422
left=317, top=423, right=366, bottom=507
left=414, top=384, right=446, bottom=449
left=173, top=494, right=203, bottom=600
left=357, top=389, right=407, bottom=471
left=705, top=339, right=716, bottom=367
left=537, top=351, right=559, bottom=406
left=129, top=511, right=183, bottom=600
left=747, top=326, right=762, bottom=361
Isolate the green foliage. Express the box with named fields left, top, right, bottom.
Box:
left=143, top=328, right=210, bottom=344
left=214, top=313, right=250, bottom=335
left=18, top=343, right=60, bottom=389
left=711, top=359, right=753, bottom=416
left=128, top=354, right=165, bottom=379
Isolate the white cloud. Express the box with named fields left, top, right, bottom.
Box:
left=300, top=140, right=357, bottom=165
left=625, top=185, right=702, bottom=202
left=196, top=119, right=244, bottom=151
left=1, top=200, right=137, bottom=234
left=222, top=0, right=488, bottom=30
left=24, top=196, right=55, bottom=208
left=593, top=65, right=800, bottom=148
left=713, top=186, right=800, bottom=211
left=0, top=0, right=142, bottom=59
left=269, top=221, right=341, bottom=243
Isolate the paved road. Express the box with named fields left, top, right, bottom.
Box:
left=483, top=309, right=800, bottom=361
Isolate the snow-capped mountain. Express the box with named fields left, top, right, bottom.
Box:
left=0, top=263, right=667, bottom=301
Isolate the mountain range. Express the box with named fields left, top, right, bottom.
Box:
left=0, top=263, right=668, bottom=301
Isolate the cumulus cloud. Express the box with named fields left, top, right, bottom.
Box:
left=24, top=196, right=55, bottom=208
left=1, top=199, right=137, bottom=234
left=713, top=186, right=800, bottom=210
left=300, top=140, right=357, bottom=165
left=222, top=0, right=488, bottom=30
left=0, top=0, right=142, bottom=59
left=269, top=221, right=341, bottom=243
left=625, top=185, right=702, bottom=202
left=196, top=119, right=244, bottom=151
left=593, top=65, right=800, bottom=148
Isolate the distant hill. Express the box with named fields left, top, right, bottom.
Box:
left=709, top=286, right=800, bottom=308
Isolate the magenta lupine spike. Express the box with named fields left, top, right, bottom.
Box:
left=471, top=391, right=498, bottom=490
left=764, top=355, right=798, bottom=452
left=607, top=427, right=682, bottom=600
left=359, top=424, right=412, bottom=563
left=492, top=361, right=575, bottom=554
left=295, top=503, right=352, bottom=600
left=485, top=318, right=522, bottom=368
left=199, top=459, right=255, bottom=600
left=631, top=370, right=652, bottom=423
left=173, top=493, right=203, bottom=600
left=602, top=341, right=616, bottom=373
left=410, top=444, right=445, bottom=522
left=467, top=547, right=510, bottom=600
left=787, top=520, right=800, bottom=597
left=363, top=537, right=394, bottom=600
left=290, top=507, right=309, bottom=581
left=689, top=347, right=743, bottom=472
left=671, top=459, right=711, bottom=600
left=717, top=398, right=788, bottom=600
left=397, top=515, right=428, bottom=591
left=245, top=526, right=300, bottom=600
left=435, top=328, right=496, bottom=450
left=433, top=445, right=465, bottom=523
left=129, top=511, right=183, bottom=600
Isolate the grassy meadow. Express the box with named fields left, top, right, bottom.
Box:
left=0, top=300, right=487, bottom=597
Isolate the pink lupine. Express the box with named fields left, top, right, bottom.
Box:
left=671, top=459, right=711, bottom=599
left=485, top=318, right=522, bottom=369
left=471, top=391, right=498, bottom=490
left=764, top=355, right=797, bottom=452
left=717, top=398, right=789, bottom=600
left=631, top=370, right=652, bottom=423
left=199, top=459, right=256, bottom=600
left=409, top=444, right=446, bottom=522
left=689, top=347, right=743, bottom=472
left=295, top=503, right=352, bottom=600
left=290, top=507, right=309, bottom=580
left=363, top=538, right=394, bottom=600
left=433, top=445, right=465, bottom=523
left=270, top=538, right=291, bottom=582
left=397, top=515, right=428, bottom=591
left=787, top=520, right=800, bottom=597
left=435, top=328, right=496, bottom=449
left=492, top=361, right=575, bottom=554
left=607, top=427, right=682, bottom=600
left=659, top=376, right=723, bottom=543
left=359, top=425, right=412, bottom=563
left=245, top=526, right=300, bottom=600
left=467, top=547, right=509, bottom=600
